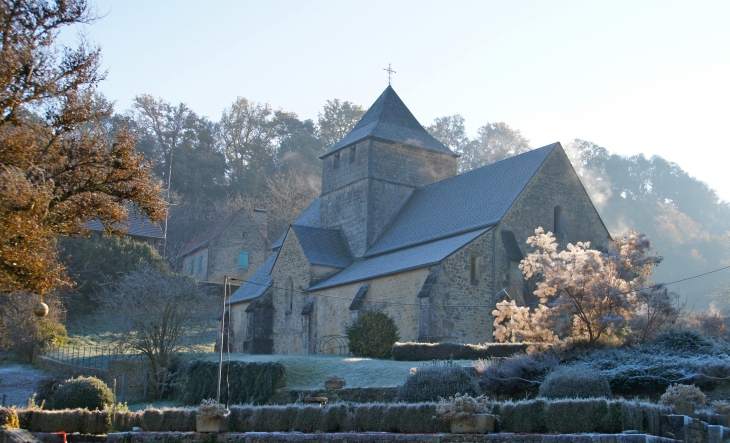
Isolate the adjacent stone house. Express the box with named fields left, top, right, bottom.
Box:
left=178, top=209, right=269, bottom=284
left=227, top=86, right=610, bottom=354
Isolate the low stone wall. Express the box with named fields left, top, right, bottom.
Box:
left=30, top=432, right=678, bottom=443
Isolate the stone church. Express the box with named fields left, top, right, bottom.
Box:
left=226, top=86, right=610, bottom=354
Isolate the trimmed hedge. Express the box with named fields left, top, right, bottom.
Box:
left=14, top=398, right=671, bottom=435
left=171, top=360, right=286, bottom=405
left=491, top=398, right=670, bottom=435
left=392, top=342, right=533, bottom=361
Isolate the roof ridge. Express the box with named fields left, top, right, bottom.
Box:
left=415, top=142, right=559, bottom=191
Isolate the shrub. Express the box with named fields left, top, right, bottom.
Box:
left=346, top=309, right=399, bottom=359
left=479, top=352, right=560, bottom=398
left=650, top=330, right=716, bottom=356
left=660, top=383, right=706, bottom=407
left=539, top=365, right=611, bottom=399
left=52, top=376, right=114, bottom=411
left=392, top=341, right=530, bottom=361
left=0, top=407, right=19, bottom=429
left=171, top=360, right=285, bottom=405
left=397, top=361, right=480, bottom=402
left=711, top=400, right=730, bottom=415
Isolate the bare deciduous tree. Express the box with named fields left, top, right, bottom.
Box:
left=95, top=266, right=215, bottom=389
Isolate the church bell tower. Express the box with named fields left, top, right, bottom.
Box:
left=318, top=86, right=459, bottom=257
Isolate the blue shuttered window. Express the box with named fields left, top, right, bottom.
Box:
left=238, top=252, right=249, bottom=269
left=198, top=256, right=203, bottom=272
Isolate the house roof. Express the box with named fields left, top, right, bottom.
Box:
left=85, top=212, right=164, bottom=239
left=271, top=198, right=322, bottom=250
left=292, top=225, right=353, bottom=268
left=308, top=228, right=490, bottom=291
left=320, top=86, right=456, bottom=159
left=179, top=209, right=242, bottom=258
left=364, top=143, right=557, bottom=257
left=228, top=250, right=279, bottom=306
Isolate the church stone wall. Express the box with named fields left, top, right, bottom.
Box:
left=228, top=300, right=251, bottom=353
left=269, top=230, right=314, bottom=354
left=207, top=211, right=269, bottom=283
left=426, top=230, right=495, bottom=344
left=321, top=141, right=369, bottom=195
left=315, top=268, right=429, bottom=345
left=370, top=140, right=456, bottom=186
left=495, top=146, right=611, bottom=307
left=320, top=180, right=369, bottom=257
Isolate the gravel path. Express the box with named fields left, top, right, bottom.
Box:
left=0, top=364, right=48, bottom=407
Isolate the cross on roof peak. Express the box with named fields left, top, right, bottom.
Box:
left=383, top=63, right=396, bottom=85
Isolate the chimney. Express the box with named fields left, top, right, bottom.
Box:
left=254, top=208, right=268, bottom=240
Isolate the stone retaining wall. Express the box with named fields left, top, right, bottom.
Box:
left=26, top=432, right=678, bottom=443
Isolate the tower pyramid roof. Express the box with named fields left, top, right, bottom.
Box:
left=319, top=86, right=456, bottom=158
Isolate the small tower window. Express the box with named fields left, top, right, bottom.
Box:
left=242, top=232, right=247, bottom=238
left=349, top=146, right=356, bottom=163
left=554, top=206, right=566, bottom=237
left=285, top=277, right=293, bottom=314
left=333, top=152, right=340, bottom=169
left=470, top=256, right=479, bottom=281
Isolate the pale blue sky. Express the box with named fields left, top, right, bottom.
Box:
left=74, top=1, right=730, bottom=201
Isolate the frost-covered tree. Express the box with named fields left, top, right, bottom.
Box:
left=494, top=228, right=671, bottom=345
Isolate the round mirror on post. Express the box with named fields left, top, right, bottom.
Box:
left=34, top=300, right=49, bottom=317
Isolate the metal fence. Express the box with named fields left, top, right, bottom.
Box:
left=42, top=343, right=128, bottom=370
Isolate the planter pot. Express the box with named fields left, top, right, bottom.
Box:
left=325, top=380, right=346, bottom=389
left=196, top=415, right=229, bottom=433
left=450, top=414, right=496, bottom=434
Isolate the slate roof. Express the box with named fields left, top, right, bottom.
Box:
left=85, top=212, right=164, bottom=239
left=320, top=86, right=456, bottom=158
left=179, top=209, right=242, bottom=258
left=308, top=228, right=490, bottom=291
left=365, top=143, right=557, bottom=257
left=271, top=198, right=322, bottom=250
left=228, top=250, right=279, bottom=306
left=292, top=225, right=353, bottom=268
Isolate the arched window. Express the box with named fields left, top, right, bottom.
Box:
left=285, top=277, right=293, bottom=314
left=554, top=206, right=566, bottom=237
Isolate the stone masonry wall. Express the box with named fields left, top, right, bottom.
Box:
left=208, top=211, right=269, bottom=284
left=427, top=230, right=495, bottom=343
left=101, top=432, right=678, bottom=443
left=269, top=229, right=315, bottom=354
left=320, top=179, right=369, bottom=257
left=321, top=141, right=369, bottom=195
left=495, top=145, right=611, bottom=310
left=369, top=140, right=456, bottom=186
left=228, top=299, right=252, bottom=353
left=180, top=247, right=209, bottom=281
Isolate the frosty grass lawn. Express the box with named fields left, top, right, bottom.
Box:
left=198, top=354, right=475, bottom=389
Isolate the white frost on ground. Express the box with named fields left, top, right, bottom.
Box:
left=0, top=364, right=48, bottom=407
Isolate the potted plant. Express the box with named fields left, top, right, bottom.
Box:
left=435, top=393, right=497, bottom=434
left=196, top=399, right=230, bottom=433
left=324, top=375, right=346, bottom=390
